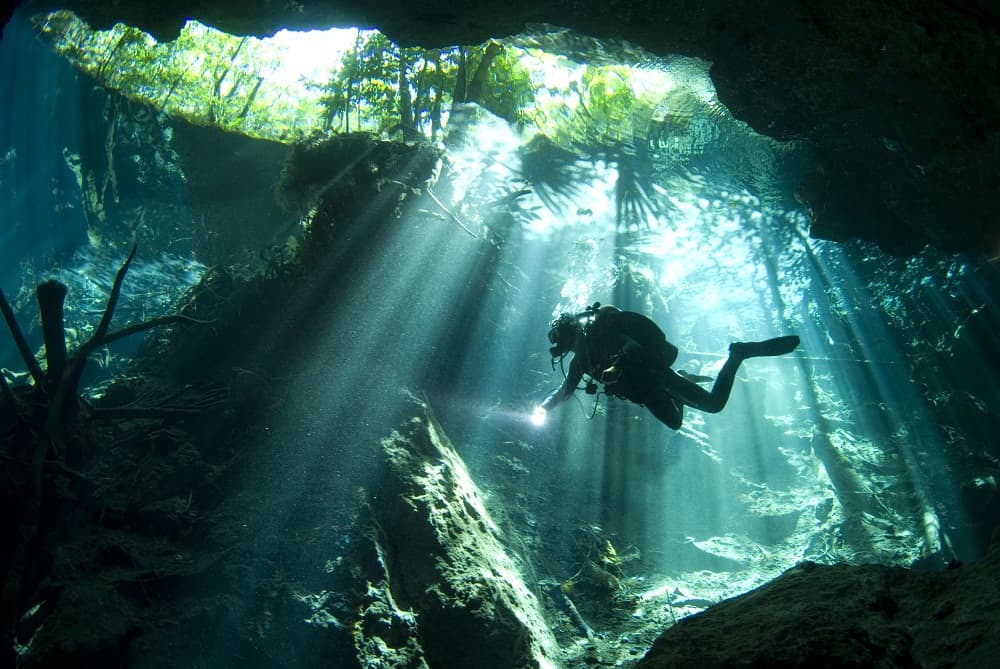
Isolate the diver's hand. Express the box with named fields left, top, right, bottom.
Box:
left=601, top=365, right=622, bottom=384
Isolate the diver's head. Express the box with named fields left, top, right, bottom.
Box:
left=548, top=314, right=579, bottom=358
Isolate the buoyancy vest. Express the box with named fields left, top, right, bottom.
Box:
left=594, top=308, right=679, bottom=369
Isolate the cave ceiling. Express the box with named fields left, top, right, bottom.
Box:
left=10, top=0, right=1000, bottom=256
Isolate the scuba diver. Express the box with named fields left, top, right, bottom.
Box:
left=534, top=302, right=800, bottom=430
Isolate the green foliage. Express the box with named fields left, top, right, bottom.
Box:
left=352, top=32, right=400, bottom=131
left=315, top=31, right=438, bottom=135
left=316, top=30, right=365, bottom=132
left=32, top=6, right=718, bottom=193
left=479, top=47, right=535, bottom=125
left=315, top=35, right=513, bottom=139
left=33, top=13, right=542, bottom=149
left=35, top=12, right=323, bottom=142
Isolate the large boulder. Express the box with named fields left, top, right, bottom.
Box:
left=360, top=398, right=560, bottom=669
left=637, top=538, right=1000, bottom=668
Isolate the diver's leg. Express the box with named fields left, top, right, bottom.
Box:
left=612, top=366, right=684, bottom=429
left=643, top=390, right=683, bottom=430
left=664, top=336, right=800, bottom=414
left=730, top=335, right=800, bottom=359
left=663, top=361, right=738, bottom=414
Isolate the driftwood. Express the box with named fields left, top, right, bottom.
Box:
left=0, top=244, right=210, bottom=662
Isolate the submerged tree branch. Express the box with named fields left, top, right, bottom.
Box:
left=102, top=313, right=216, bottom=346
left=423, top=186, right=477, bottom=238
left=0, top=287, right=44, bottom=386
left=93, top=243, right=137, bottom=343
left=2, top=243, right=213, bottom=663
left=0, top=373, right=13, bottom=405
left=37, top=280, right=69, bottom=393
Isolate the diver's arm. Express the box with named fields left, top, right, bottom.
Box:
left=540, top=356, right=583, bottom=411
left=619, top=334, right=640, bottom=357
left=604, top=334, right=640, bottom=370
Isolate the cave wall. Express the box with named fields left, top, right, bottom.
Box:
left=11, top=0, right=1000, bottom=255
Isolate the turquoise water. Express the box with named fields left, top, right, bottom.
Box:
left=3, top=10, right=999, bottom=667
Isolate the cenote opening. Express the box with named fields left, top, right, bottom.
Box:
left=2, top=6, right=999, bottom=668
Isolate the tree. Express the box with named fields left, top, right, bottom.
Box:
left=0, top=246, right=211, bottom=663
left=477, top=46, right=534, bottom=125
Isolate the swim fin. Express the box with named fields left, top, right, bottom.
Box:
left=730, top=335, right=800, bottom=359
left=677, top=369, right=714, bottom=383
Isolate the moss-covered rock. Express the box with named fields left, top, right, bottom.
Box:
left=365, top=399, right=560, bottom=669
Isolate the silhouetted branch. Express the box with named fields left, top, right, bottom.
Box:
left=0, top=373, right=12, bottom=405
left=1, top=243, right=212, bottom=662
left=44, top=243, right=206, bottom=429
left=37, top=280, right=68, bottom=392
left=0, top=287, right=44, bottom=385
left=102, top=313, right=215, bottom=346
left=93, top=243, right=137, bottom=343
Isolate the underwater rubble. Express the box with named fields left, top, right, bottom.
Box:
left=7, top=362, right=1000, bottom=668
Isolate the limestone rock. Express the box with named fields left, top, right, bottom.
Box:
left=361, top=400, right=560, bottom=669
left=636, top=541, right=1000, bottom=668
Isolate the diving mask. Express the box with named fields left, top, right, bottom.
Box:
left=547, top=314, right=578, bottom=358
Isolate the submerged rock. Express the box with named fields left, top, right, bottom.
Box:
left=360, top=399, right=560, bottom=669
left=636, top=535, right=1000, bottom=668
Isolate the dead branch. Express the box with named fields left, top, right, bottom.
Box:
left=47, top=244, right=214, bottom=429
left=0, top=374, right=13, bottom=405
left=1, top=244, right=212, bottom=651
left=36, top=280, right=68, bottom=393
left=102, top=313, right=215, bottom=345
left=420, top=183, right=478, bottom=239
left=0, top=287, right=44, bottom=385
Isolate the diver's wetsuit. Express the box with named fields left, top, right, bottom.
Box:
left=541, top=305, right=799, bottom=430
